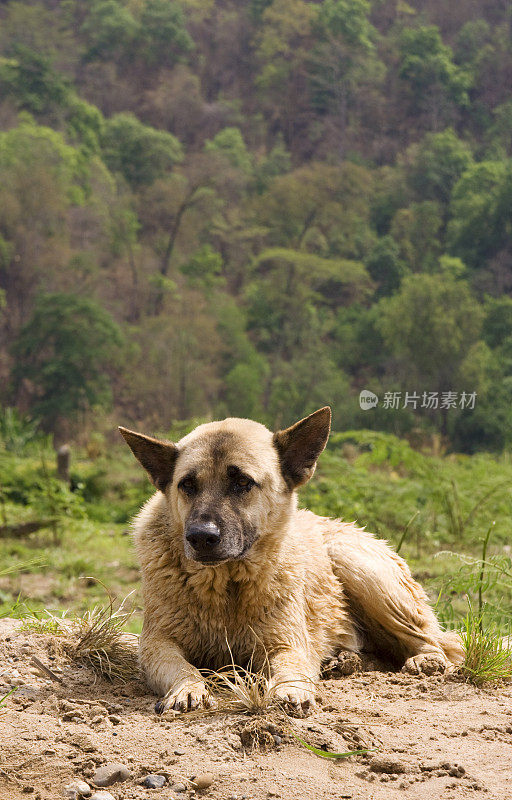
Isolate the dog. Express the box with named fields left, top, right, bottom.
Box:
left=119, top=407, right=464, bottom=714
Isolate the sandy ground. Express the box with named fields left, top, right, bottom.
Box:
left=1, top=618, right=511, bottom=800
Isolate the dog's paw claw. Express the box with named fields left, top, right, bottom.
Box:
left=156, top=681, right=212, bottom=714
left=403, top=652, right=446, bottom=676
left=154, top=699, right=165, bottom=715
left=273, top=683, right=316, bottom=716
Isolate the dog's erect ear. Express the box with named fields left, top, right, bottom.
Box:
left=118, top=427, right=178, bottom=492
left=273, top=406, right=331, bottom=489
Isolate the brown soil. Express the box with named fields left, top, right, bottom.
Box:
left=1, top=619, right=511, bottom=800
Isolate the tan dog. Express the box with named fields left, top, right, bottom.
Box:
left=120, top=407, right=463, bottom=714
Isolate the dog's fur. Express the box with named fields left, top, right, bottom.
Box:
left=120, top=407, right=464, bottom=713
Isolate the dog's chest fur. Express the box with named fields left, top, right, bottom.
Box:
left=134, top=495, right=349, bottom=671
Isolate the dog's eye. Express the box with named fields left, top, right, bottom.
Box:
left=178, top=477, right=197, bottom=495
left=232, top=475, right=255, bottom=492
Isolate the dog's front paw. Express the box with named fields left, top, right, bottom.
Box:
left=272, top=679, right=316, bottom=716
left=155, top=680, right=212, bottom=714
left=402, top=652, right=446, bottom=676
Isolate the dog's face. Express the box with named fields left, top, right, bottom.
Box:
left=119, top=408, right=330, bottom=565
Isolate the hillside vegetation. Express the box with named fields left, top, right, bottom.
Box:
left=0, top=0, right=511, bottom=451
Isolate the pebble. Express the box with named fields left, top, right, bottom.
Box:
left=62, top=781, right=91, bottom=798
left=143, top=774, right=166, bottom=789
left=89, top=794, right=115, bottom=800
left=174, top=748, right=186, bottom=755
left=191, top=774, right=215, bottom=790
left=171, top=783, right=187, bottom=793
left=92, top=763, right=131, bottom=787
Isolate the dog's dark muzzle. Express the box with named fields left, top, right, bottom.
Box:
left=185, top=521, right=223, bottom=562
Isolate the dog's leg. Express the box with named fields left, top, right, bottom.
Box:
left=326, top=526, right=465, bottom=674
left=140, top=631, right=211, bottom=714
left=268, top=649, right=320, bottom=714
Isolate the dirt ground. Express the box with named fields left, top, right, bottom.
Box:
left=1, top=618, right=511, bottom=800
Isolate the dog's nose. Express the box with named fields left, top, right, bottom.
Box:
left=185, top=521, right=221, bottom=550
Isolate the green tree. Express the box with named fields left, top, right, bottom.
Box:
left=406, top=128, right=473, bottom=206
left=11, top=293, right=124, bottom=436
left=310, top=0, right=383, bottom=158
left=255, top=0, right=315, bottom=91
left=266, top=337, right=352, bottom=429
left=257, top=161, right=373, bottom=257
left=0, top=45, right=70, bottom=116
left=246, top=248, right=371, bottom=359
left=101, top=113, right=183, bottom=187
left=66, top=97, right=104, bottom=154
left=0, top=115, right=91, bottom=326
left=377, top=274, right=485, bottom=432
left=254, top=135, right=291, bottom=192
left=487, top=100, right=512, bottom=158
left=482, top=296, right=512, bottom=349
left=0, top=1, right=77, bottom=64
left=365, top=236, right=408, bottom=298
left=254, top=0, right=316, bottom=152
left=204, top=128, right=253, bottom=175
left=448, top=160, right=512, bottom=271
left=398, top=26, right=471, bottom=129
left=210, top=294, right=268, bottom=420
left=390, top=201, right=442, bottom=272
left=137, top=0, right=193, bottom=67
left=81, top=0, right=138, bottom=61
left=180, top=245, right=224, bottom=290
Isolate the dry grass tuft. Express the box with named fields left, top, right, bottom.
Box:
left=203, top=636, right=313, bottom=717
left=20, top=584, right=139, bottom=683
left=206, top=663, right=280, bottom=715
left=70, top=591, right=139, bottom=682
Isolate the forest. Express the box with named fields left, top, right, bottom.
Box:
left=0, top=0, right=512, bottom=451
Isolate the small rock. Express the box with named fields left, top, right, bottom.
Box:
left=108, top=715, right=121, bottom=725
left=63, top=711, right=86, bottom=722
left=89, top=794, right=115, bottom=800
left=174, top=748, right=186, bottom=755
left=92, top=763, right=131, bottom=787
left=143, top=774, right=166, bottom=789
left=63, top=781, right=91, bottom=798
left=171, top=783, right=187, bottom=793
left=191, top=774, right=215, bottom=791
